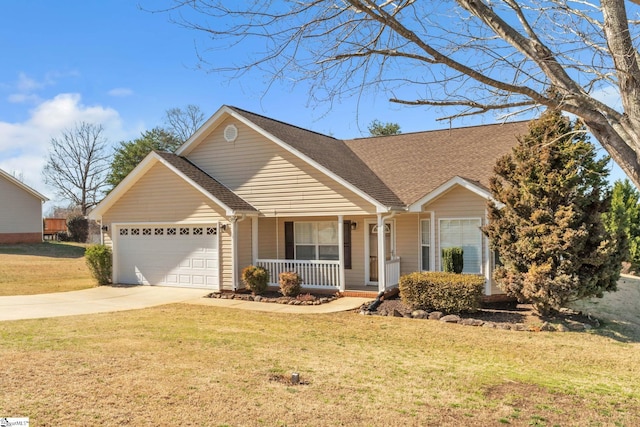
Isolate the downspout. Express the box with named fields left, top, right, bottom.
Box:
left=377, top=211, right=397, bottom=293
left=230, top=214, right=247, bottom=291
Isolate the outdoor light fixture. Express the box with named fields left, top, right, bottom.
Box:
left=219, top=223, right=227, bottom=232
left=350, top=222, right=357, bottom=231
left=101, top=225, right=108, bottom=232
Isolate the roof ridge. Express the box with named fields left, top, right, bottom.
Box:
left=226, top=105, right=340, bottom=141
left=347, top=119, right=530, bottom=142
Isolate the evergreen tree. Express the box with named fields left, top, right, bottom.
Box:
left=604, top=179, right=640, bottom=269
left=106, top=128, right=181, bottom=191
left=483, top=110, right=622, bottom=315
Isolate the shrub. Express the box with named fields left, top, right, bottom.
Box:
left=67, top=215, right=89, bottom=243
left=279, top=271, right=302, bottom=297
left=241, top=265, right=269, bottom=295
left=56, top=231, right=71, bottom=242
left=85, top=244, right=112, bottom=285
left=399, top=271, right=484, bottom=314
left=442, top=247, right=464, bottom=274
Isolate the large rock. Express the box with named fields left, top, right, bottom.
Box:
left=428, top=311, right=443, bottom=321
left=440, top=314, right=461, bottom=323
left=412, top=310, right=428, bottom=319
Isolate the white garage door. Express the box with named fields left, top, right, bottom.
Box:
left=115, top=224, right=219, bottom=289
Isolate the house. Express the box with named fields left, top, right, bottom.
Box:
left=0, top=168, right=49, bottom=244
left=88, top=105, right=529, bottom=296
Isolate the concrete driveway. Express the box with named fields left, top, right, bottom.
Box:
left=0, top=286, right=373, bottom=321
left=0, top=286, right=209, bottom=321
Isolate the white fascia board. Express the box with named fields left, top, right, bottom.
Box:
left=177, top=106, right=388, bottom=212
left=175, top=105, right=235, bottom=156
left=408, top=176, right=502, bottom=212
left=0, top=168, right=49, bottom=202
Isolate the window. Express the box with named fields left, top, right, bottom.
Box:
left=421, top=219, right=431, bottom=270
left=294, top=221, right=339, bottom=260
left=439, top=218, right=482, bottom=274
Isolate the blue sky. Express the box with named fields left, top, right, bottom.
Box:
left=0, top=1, right=627, bottom=209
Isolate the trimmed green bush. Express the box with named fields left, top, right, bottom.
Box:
left=399, top=271, right=484, bottom=314
left=241, top=265, right=269, bottom=295
left=279, top=271, right=302, bottom=297
left=442, top=247, right=464, bottom=274
left=85, top=244, right=112, bottom=285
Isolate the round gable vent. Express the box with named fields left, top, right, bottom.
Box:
left=224, top=124, right=238, bottom=142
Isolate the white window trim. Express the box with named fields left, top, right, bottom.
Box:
left=438, top=217, right=483, bottom=274
left=420, top=212, right=435, bottom=271
left=294, top=221, right=339, bottom=261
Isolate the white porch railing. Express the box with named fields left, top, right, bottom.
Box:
left=385, top=257, right=401, bottom=290
left=256, top=259, right=341, bottom=289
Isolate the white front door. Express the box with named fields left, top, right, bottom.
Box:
left=114, top=224, right=219, bottom=289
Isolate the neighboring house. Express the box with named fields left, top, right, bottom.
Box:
left=89, top=105, right=529, bottom=296
left=0, top=168, right=49, bottom=244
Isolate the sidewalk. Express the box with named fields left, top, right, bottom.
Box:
left=0, top=286, right=373, bottom=321
left=188, top=295, right=372, bottom=314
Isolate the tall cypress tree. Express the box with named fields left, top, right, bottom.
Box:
left=483, top=109, right=622, bottom=315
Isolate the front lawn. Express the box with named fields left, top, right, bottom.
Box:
left=0, top=303, right=638, bottom=426
left=0, top=242, right=94, bottom=295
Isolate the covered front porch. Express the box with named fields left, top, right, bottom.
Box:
left=236, top=213, right=402, bottom=294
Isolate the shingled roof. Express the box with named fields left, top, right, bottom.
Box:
left=228, top=106, right=529, bottom=208
left=343, top=121, right=530, bottom=205
left=155, top=151, right=257, bottom=213
left=227, top=106, right=406, bottom=209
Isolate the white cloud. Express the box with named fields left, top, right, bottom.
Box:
left=108, top=87, right=133, bottom=97
left=0, top=93, right=130, bottom=205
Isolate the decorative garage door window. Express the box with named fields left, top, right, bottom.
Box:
left=117, top=226, right=217, bottom=236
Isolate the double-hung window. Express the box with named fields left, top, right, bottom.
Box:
left=421, top=219, right=431, bottom=270
left=294, top=222, right=339, bottom=260
left=439, top=218, right=482, bottom=274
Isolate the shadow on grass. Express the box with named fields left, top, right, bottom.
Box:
left=0, top=242, right=87, bottom=259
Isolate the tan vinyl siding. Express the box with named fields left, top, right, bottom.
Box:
left=101, top=162, right=236, bottom=290
left=422, top=185, right=495, bottom=293
left=344, top=215, right=366, bottom=287
left=395, top=214, right=423, bottom=276
left=258, top=217, right=278, bottom=259
left=187, top=117, right=377, bottom=216
left=235, top=218, right=253, bottom=290
left=0, top=175, right=43, bottom=235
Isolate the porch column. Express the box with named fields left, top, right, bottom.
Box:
left=251, top=216, right=258, bottom=265
left=377, top=213, right=386, bottom=292
left=338, top=215, right=345, bottom=292
left=229, top=216, right=239, bottom=291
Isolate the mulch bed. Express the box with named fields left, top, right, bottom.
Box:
left=205, top=289, right=340, bottom=306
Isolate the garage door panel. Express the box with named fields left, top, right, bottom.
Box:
left=116, top=224, right=219, bottom=289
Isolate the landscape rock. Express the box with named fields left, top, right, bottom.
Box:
left=440, top=314, right=461, bottom=323
left=429, top=312, right=443, bottom=320
left=412, top=310, right=428, bottom=319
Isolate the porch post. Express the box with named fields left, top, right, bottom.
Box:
left=230, top=216, right=239, bottom=291
left=338, top=215, right=345, bottom=292
left=377, top=213, right=386, bottom=292
left=251, top=216, right=258, bottom=265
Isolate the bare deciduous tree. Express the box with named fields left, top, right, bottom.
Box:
left=162, top=0, right=640, bottom=186
left=164, top=104, right=206, bottom=142
left=43, top=122, right=111, bottom=215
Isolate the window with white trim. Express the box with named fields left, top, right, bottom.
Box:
left=439, top=218, right=482, bottom=274
left=294, top=221, right=339, bottom=260
left=421, top=219, right=431, bottom=271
